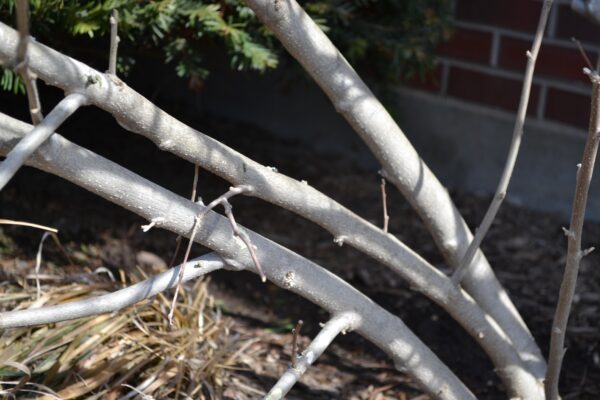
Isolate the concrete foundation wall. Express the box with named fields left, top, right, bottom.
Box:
left=192, top=69, right=599, bottom=219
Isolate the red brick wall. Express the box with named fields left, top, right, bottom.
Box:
left=411, top=0, right=600, bottom=129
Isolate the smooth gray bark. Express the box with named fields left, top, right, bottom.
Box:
left=0, top=93, right=86, bottom=190
left=241, top=0, right=545, bottom=378
left=0, top=22, right=543, bottom=397
left=0, top=253, right=224, bottom=328
left=546, top=74, right=600, bottom=400
left=0, top=114, right=475, bottom=400
left=0, top=111, right=544, bottom=399
left=265, top=312, right=357, bottom=399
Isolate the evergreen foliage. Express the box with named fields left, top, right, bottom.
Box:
left=0, top=0, right=451, bottom=92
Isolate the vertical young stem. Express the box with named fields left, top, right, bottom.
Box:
left=15, top=0, right=43, bottom=125
left=290, top=319, right=304, bottom=368
left=108, top=9, right=119, bottom=76
left=452, top=0, right=554, bottom=284
left=546, top=73, right=600, bottom=400
left=266, top=313, right=356, bottom=399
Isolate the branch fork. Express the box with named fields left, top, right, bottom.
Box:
left=168, top=184, right=262, bottom=325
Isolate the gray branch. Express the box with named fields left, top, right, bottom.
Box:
left=0, top=115, right=475, bottom=400
left=0, top=253, right=225, bottom=328
left=545, top=72, right=600, bottom=400
left=265, top=312, right=357, bottom=400
left=0, top=92, right=87, bottom=191
left=241, top=0, right=545, bottom=377
left=0, top=22, right=545, bottom=396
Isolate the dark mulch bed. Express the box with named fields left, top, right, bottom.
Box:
left=1, top=111, right=599, bottom=399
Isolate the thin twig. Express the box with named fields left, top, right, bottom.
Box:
left=380, top=178, right=389, bottom=233
left=0, top=92, right=87, bottom=191
left=14, top=0, right=42, bottom=125
left=546, top=70, right=600, bottom=400
left=0, top=219, right=57, bottom=233
left=167, top=185, right=252, bottom=325
left=265, top=313, right=356, bottom=399
left=571, top=37, right=594, bottom=70
left=222, top=199, right=266, bottom=282
left=108, top=9, right=119, bottom=76
left=49, top=233, right=75, bottom=267
left=190, top=164, right=199, bottom=202
left=167, top=165, right=200, bottom=269
left=34, top=232, right=50, bottom=299
left=291, top=319, right=304, bottom=368
left=451, top=0, right=554, bottom=285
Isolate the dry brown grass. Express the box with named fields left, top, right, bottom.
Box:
left=0, top=259, right=256, bottom=399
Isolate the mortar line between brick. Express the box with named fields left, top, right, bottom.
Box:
left=439, top=56, right=592, bottom=96
left=453, top=20, right=600, bottom=53
left=490, top=31, right=501, bottom=67
left=537, top=84, right=549, bottom=119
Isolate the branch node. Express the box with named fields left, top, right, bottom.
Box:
left=333, top=235, right=346, bottom=247
left=579, top=246, right=595, bottom=259
left=552, top=326, right=562, bottom=335
left=283, top=271, right=295, bottom=288
left=584, top=67, right=600, bottom=83
left=266, top=166, right=279, bottom=173
left=377, top=168, right=391, bottom=180
left=85, top=74, right=102, bottom=87
left=141, top=217, right=165, bottom=232
left=562, top=227, right=576, bottom=238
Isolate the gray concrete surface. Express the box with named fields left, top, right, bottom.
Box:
left=191, top=68, right=598, bottom=220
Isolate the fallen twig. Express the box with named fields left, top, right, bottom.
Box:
left=0, top=218, right=57, bottom=233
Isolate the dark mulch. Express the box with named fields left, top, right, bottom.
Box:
left=1, top=113, right=599, bottom=399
